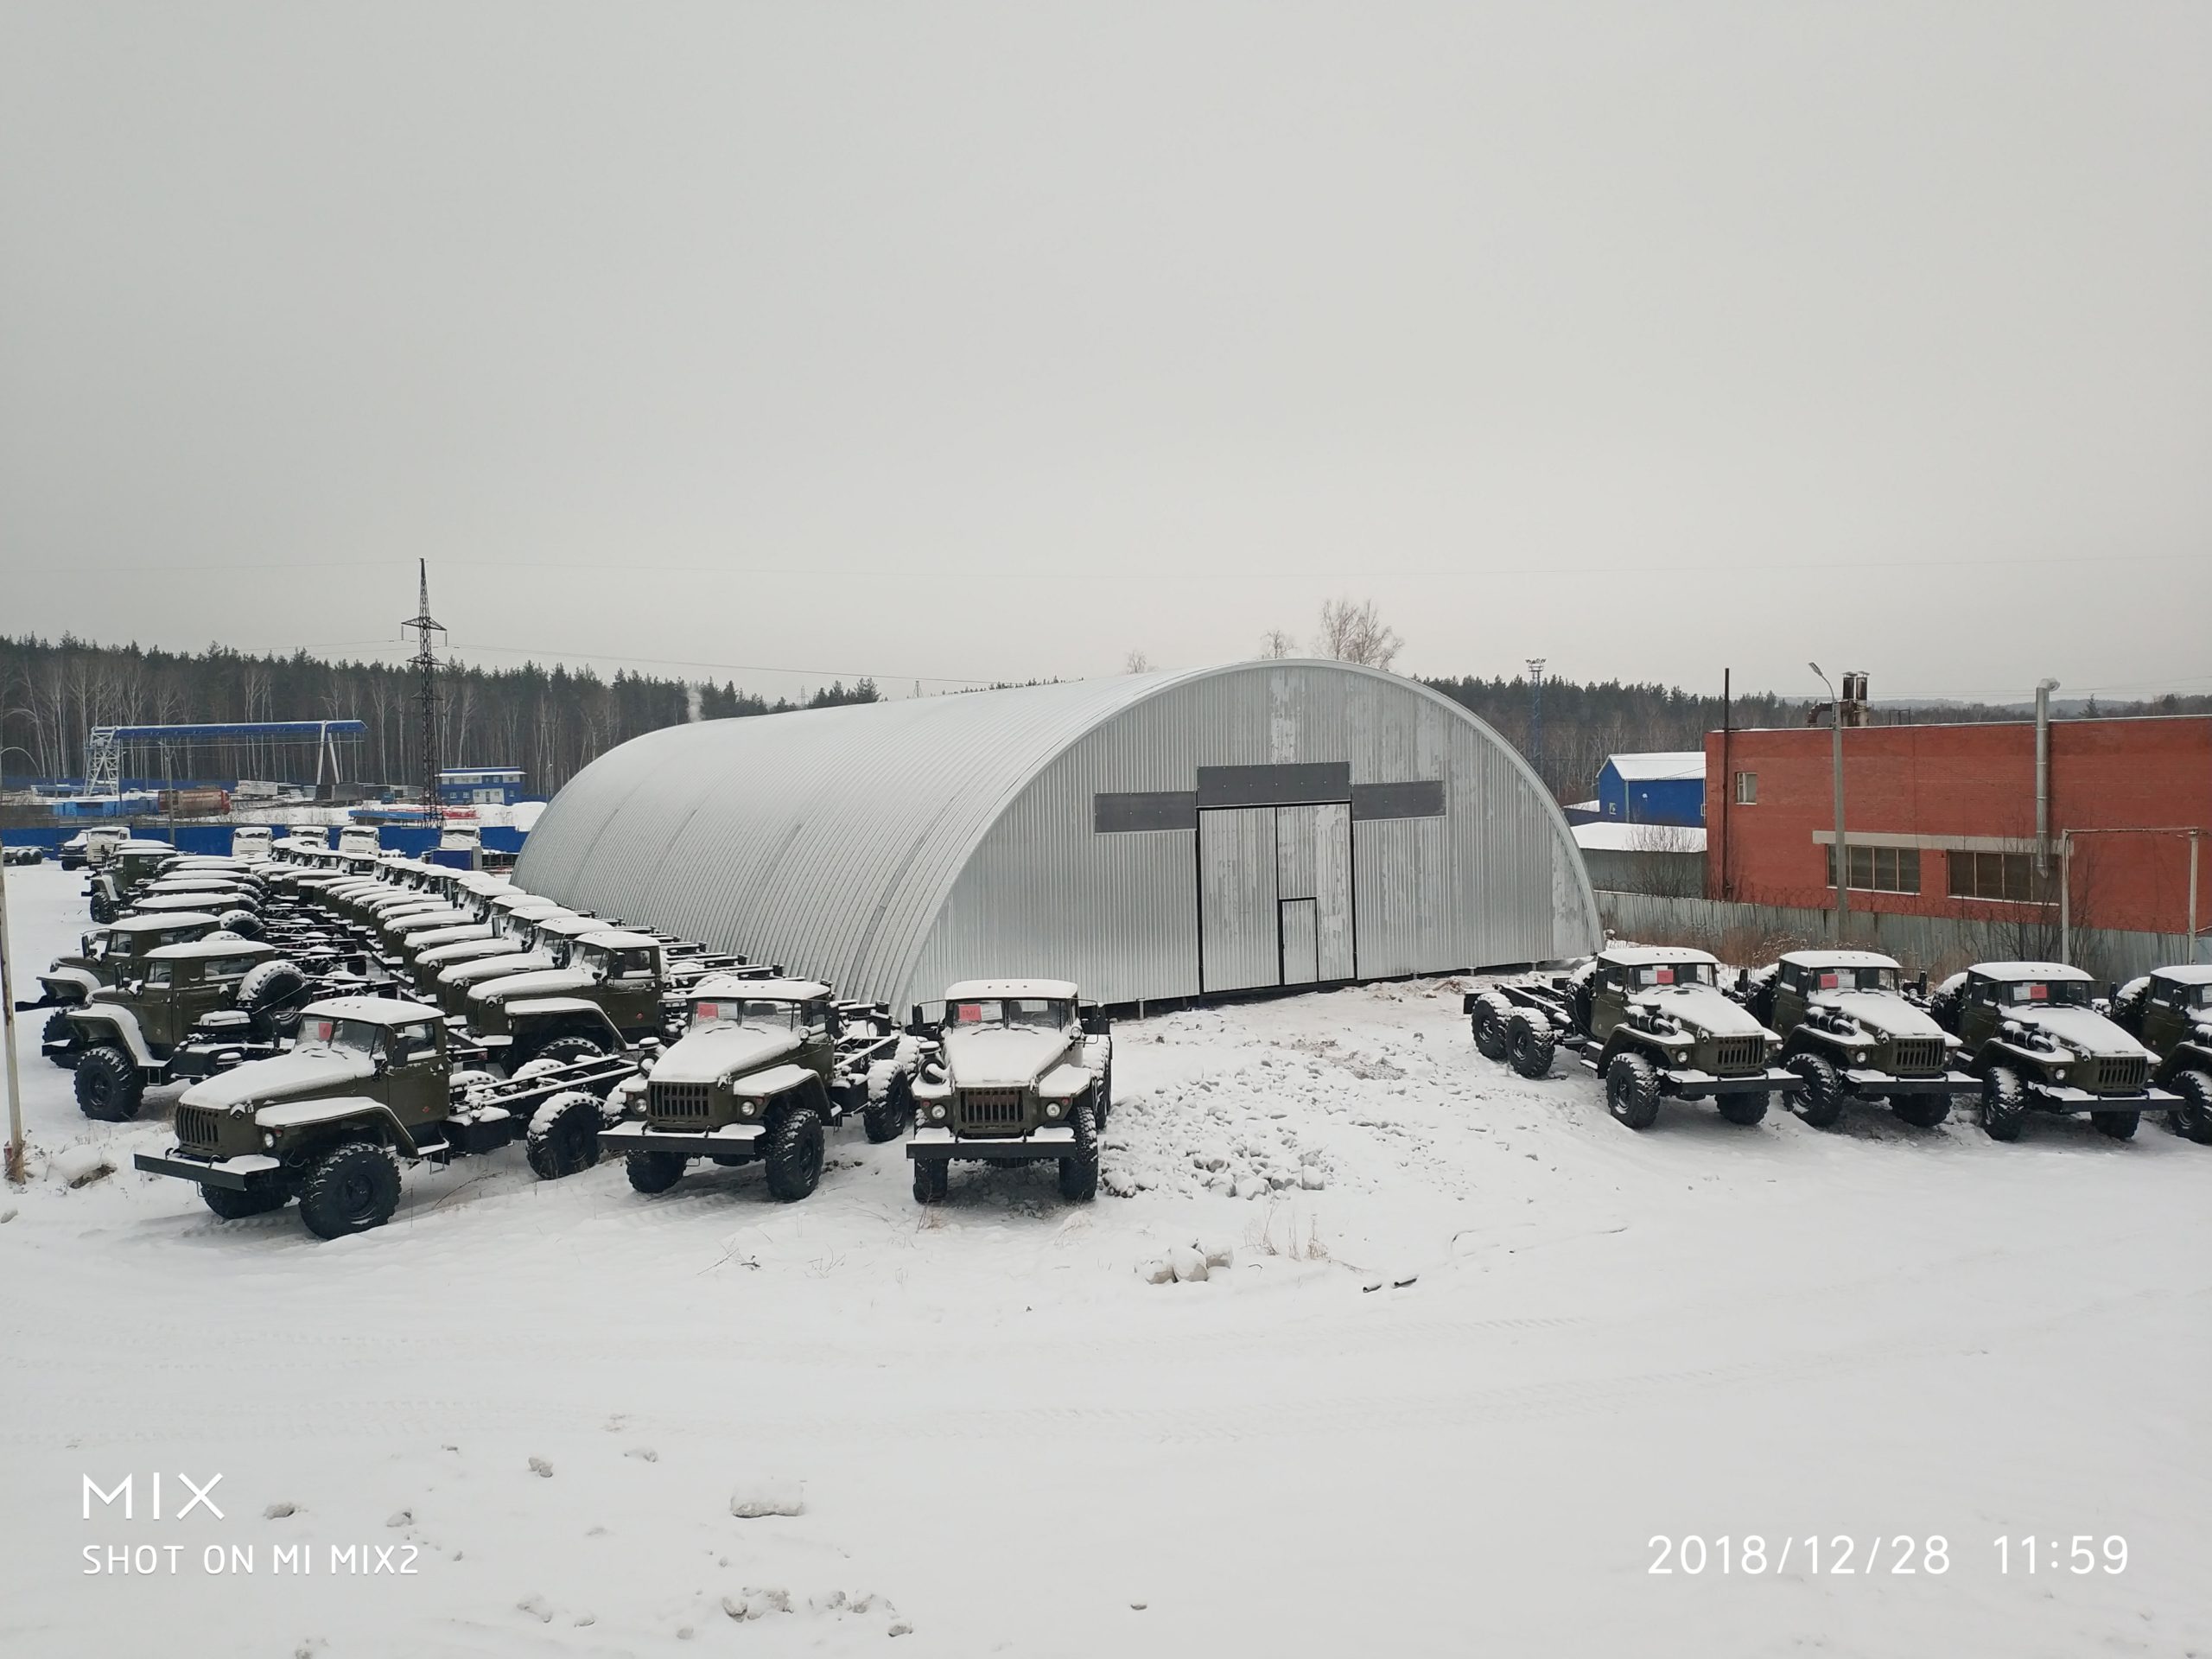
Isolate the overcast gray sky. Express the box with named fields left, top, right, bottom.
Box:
left=3, top=2, right=2206, bottom=707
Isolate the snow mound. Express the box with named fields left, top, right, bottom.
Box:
left=729, top=1480, right=804, bottom=1518
left=51, top=1146, right=113, bottom=1188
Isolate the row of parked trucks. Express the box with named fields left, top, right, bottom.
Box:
left=1466, top=944, right=2212, bottom=1144
left=20, top=832, right=1116, bottom=1238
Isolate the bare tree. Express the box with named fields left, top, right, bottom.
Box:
left=1313, top=598, right=1402, bottom=671
left=1123, top=650, right=1153, bottom=674
left=1259, top=628, right=1297, bottom=659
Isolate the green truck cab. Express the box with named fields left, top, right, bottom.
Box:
left=465, top=929, right=671, bottom=1068
left=2107, top=965, right=2212, bottom=1144
left=1930, top=961, right=2180, bottom=1141
left=906, top=978, right=1111, bottom=1204
left=601, top=976, right=917, bottom=1203
left=64, top=938, right=313, bottom=1120
left=430, top=912, right=601, bottom=1014
left=1563, top=946, right=1796, bottom=1130
left=1743, top=949, right=1976, bottom=1129
left=17, top=911, right=226, bottom=1052
left=133, top=995, right=634, bottom=1237
left=84, top=840, right=179, bottom=920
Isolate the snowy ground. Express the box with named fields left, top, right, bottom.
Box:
left=2, top=858, right=2206, bottom=1657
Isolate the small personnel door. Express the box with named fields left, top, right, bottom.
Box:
left=382, top=1020, right=448, bottom=1128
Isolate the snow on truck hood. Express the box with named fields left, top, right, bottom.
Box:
left=1808, top=991, right=1944, bottom=1040
left=471, top=967, right=594, bottom=1003
left=2012, top=1005, right=2150, bottom=1058
left=180, top=1048, right=377, bottom=1109
left=440, top=950, right=554, bottom=988
left=943, top=1027, right=1077, bottom=1089
left=1629, top=986, right=1766, bottom=1039
left=651, top=1025, right=803, bottom=1084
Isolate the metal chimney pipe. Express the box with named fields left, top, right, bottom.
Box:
left=2035, top=678, right=2059, bottom=878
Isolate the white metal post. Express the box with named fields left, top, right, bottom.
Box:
left=0, top=849, right=22, bottom=1185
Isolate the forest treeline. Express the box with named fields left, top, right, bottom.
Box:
left=3, top=632, right=2203, bottom=802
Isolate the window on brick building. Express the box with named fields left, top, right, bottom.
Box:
left=1826, top=844, right=1921, bottom=893
left=1733, top=772, right=1757, bottom=804
left=1947, top=850, right=2035, bottom=904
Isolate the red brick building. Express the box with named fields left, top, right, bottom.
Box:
left=1705, top=716, right=2211, bottom=938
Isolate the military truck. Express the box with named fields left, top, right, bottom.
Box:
left=1739, top=949, right=1977, bottom=1128
left=2111, top=966, right=2212, bottom=1143
left=1467, top=945, right=1798, bottom=1129
left=86, top=840, right=186, bottom=920
left=230, top=826, right=275, bottom=861
left=63, top=939, right=324, bottom=1119
left=16, top=911, right=226, bottom=1061
left=1929, top=961, right=2179, bottom=1141
left=132, top=997, right=634, bottom=1236
left=462, top=929, right=678, bottom=1069
left=432, top=912, right=604, bottom=1014
left=905, top=979, right=1111, bottom=1203
left=60, top=826, right=128, bottom=871
left=601, top=976, right=918, bottom=1202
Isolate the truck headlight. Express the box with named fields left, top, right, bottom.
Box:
left=2052, top=1068, right=2068, bottom=1083
left=1046, top=1101, right=1064, bottom=1120
left=1853, top=1050, right=1869, bottom=1065
left=737, top=1098, right=758, bottom=1119
left=930, top=1103, right=947, bottom=1122
left=261, top=1130, right=275, bottom=1148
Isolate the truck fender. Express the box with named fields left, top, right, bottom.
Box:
left=66, top=1003, right=158, bottom=1068
left=41, top=967, right=99, bottom=1001
left=252, top=1096, right=416, bottom=1152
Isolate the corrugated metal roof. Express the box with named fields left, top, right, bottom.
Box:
left=516, top=671, right=1217, bottom=998
left=1604, top=751, right=1707, bottom=782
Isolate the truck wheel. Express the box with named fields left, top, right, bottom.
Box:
left=519, top=1033, right=610, bottom=1074
left=2171, top=1071, right=2212, bottom=1145
left=298, top=1141, right=402, bottom=1239
left=1505, top=1013, right=1556, bottom=1078
left=41, top=1010, right=80, bottom=1068
left=1889, top=1093, right=1951, bottom=1128
left=201, top=1184, right=287, bottom=1221
left=1716, top=1092, right=1769, bottom=1126
left=626, top=1149, right=685, bottom=1194
left=1058, top=1097, right=1100, bottom=1201
left=74, top=1044, right=144, bottom=1121
left=2092, top=1109, right=2139, bottom=1141
left=1979, top=1065, right=2027, bottom=1141
left=1470, top=993, right=1511, bottom=1061
left=1604, top=1052, right=1661, bottom=1130
left=763, top=1101, right=825, bottom=1201
left=525, top=1090, right=605, bottom=1179
left=1785, top=1052, right=1847, bottom=1129
left=90, top=894, right=118, bottom=924
left=861, top=1070, right=913, bottom=1143
left=912, top=1159, right=949, bottom=1205
left=219, top=909, right=262, bottom=939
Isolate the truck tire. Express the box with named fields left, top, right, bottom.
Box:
left=1979, top=1065, right=2028, bottom=1141
left=219, top=909, right=262, bottom=939
left=518, top=1033, right=610, bottom=1074
left=1604, top=1052, right=1661, bottom=1130
left=1470, top=994, right=1510, bottom=1060
left=90, top=894, right=118, bottom=924
left=1058, top=1096, right=1100, bottom=1201
left=912, top=1158, right=949, bottom=1205
left=1716, top=1092, right=1769, bottom=1126
left=763, top=1101, right=825, bottom=1202
left=298, top=1141, right=402, bottom=1239
left=238, top=960, right=308, bottom=1036
left=2092, top=1109, right=2139, bottom=1141
left=525, top=1090, right=605, bottom=1179
left=626, top=1149, right=686, bottom=1194
left=201, top=1183, right=287, bottom=1220
left=74, top=1044, right=144, bottom=1121
left=1785, top=1052, right=1847, bottom=1128
left=42, top=1009, right=80, bottom=1068
left=510, top=1057, right=568, bottom=1084
left=1889, top=1093, right=1951, bottom=1128
left=1505, top=1013, right=1555, bottom=1079
left=2171, top=1071, right=2212, bottom=1145
left=861, top=1070, right=913, bottom=1143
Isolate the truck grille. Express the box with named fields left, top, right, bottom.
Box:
left=2087, top=1054, right=2148, bottom=1094
left=957, top=1089, right=1027, bottom=1136
left=1889, top=1038, right=1945, bottom=1075
left=175, top=1105, right=224, bottom=1154
left=1709, top=1037, right=1764, bottom=1075
left=649, top=1083, right=713, bottom=1122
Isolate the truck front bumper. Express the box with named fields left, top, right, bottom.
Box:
left=599, top=1120, right=766, bottom=1157
left=906, top=1125, right=1078, bottom=1163
left=2023, top=1084, right=2183, bottom=1114
left=1843, top=1068, right=1980, bottom=1095
left=132, top=1150, right=285, bottom=1192
left=1661, top=1065, right=1802, bottom=1100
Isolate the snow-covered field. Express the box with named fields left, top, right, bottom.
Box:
left=2, top=859, right=2206, bottom=1656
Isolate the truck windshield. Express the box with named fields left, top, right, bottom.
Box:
left=1812, top=967, right=1898, bottom=993
left=691, top=998, right=801, bottom=1032
left=1630, top=963, right=1714, bottom=989
left=296, top=1016, right=383, bottom=1056
left=947, top=998, right=1074, bottom=1030
left=1999, top=980, right=2090, bottom=1007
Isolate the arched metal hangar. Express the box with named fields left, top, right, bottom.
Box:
left=514, top=661, right=1600, bottom=1009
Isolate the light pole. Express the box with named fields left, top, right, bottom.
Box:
left=1810, top=664, right=1847, bottom=942
left=0, top=743, right=34, bottom=1183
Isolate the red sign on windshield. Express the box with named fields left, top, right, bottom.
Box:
left=2028, top=984, right=2049, bottom=1001
left=957, top=1003, right=983, bottom=1022
left=1819, top=972, right=1840, bottom=990
left=1652, top=967, right=1674, bottom=985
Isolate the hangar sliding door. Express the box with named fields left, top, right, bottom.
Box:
left=1198, top=807, right=1279, bottom=993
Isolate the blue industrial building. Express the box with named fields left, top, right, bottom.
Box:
left=1594, top=752, right=1707, bottom=827
left=439, top=766, right=524, bottom=806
